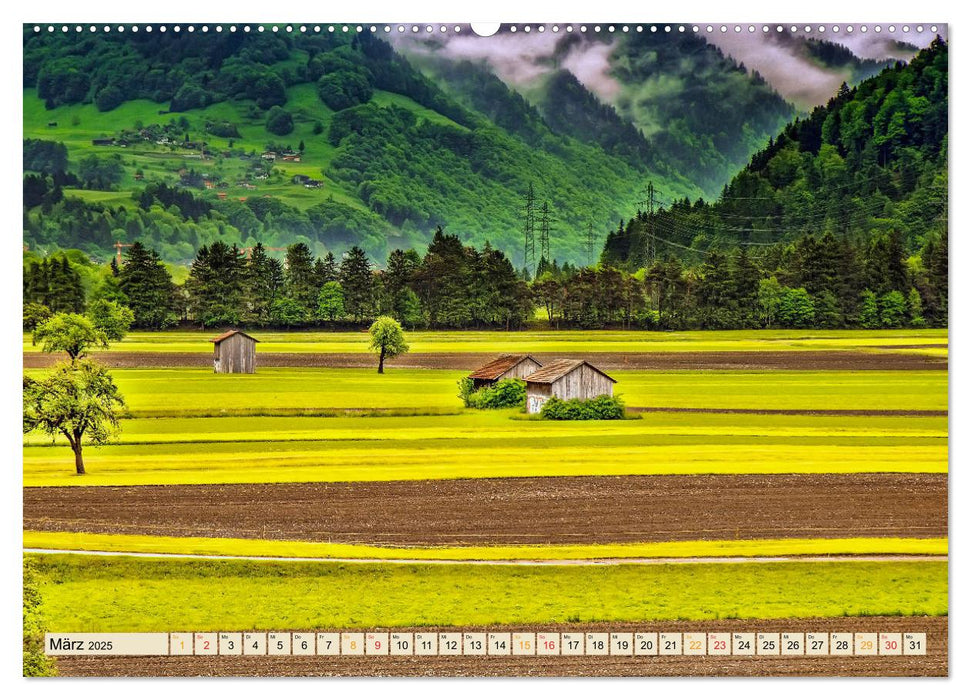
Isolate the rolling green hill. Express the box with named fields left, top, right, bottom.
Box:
left=23, top=28, right=704, bottom=266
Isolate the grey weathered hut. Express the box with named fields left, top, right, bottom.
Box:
left=211, top=329, right=258, bottom=374
left=524, top=359, right=616, bottom=414
left=467, top=354, right=543, bottom=390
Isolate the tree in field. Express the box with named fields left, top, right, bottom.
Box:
left=86, top=299, right=134, bottom=342
left=368, top=316, right=409, bottom=374
left=265, top=106, right=294, bottom=136
left=33, top=313, right=108, bottom=360
left=23, top=360, right=126, bottom=475
left=317, top=281, right=345, bottom=322
left=319, top=251, right=339, bottom=284
left=244, top=243, right=284, bottom=325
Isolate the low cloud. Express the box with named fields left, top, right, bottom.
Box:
left=392, top=26, right=947, bottom=115
left=392, top=29, right=622, bottom=98
left=705, top=33, right=848, bottom=109
left=706, top=27, right=946, bottom=110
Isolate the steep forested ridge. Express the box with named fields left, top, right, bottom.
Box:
left=597, top=39, right=947, bottom=329
left=605, top=38, right=947, bottom=263
left=606, top=31, right=794, bottom=193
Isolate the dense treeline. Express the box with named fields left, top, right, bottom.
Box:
left=24, top=222, right=945, bottom=332
left=180, top=230, right=531, bottom=329
left=25, top=233, right=531, bottom=330
left=535, top=227, right=946, bottom=329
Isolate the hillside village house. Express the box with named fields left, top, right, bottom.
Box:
left=212, top=329, right=258, bottom=374
left=467, top=354, right=543, bottom=390
left=524, top=359, right=616, bottom=414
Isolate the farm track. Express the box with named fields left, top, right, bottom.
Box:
left=23, top=474, right=947, bottom=546
left=52, top=616, right=948, bottom=677
left=22, top=350, right=947, bottom=371
left=22, top=549, right=949, bottom=566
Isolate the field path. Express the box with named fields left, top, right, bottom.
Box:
left=22, top=350, right=947, bottom=370
left=21, top=547, right=948, bottom=566
left=24, top=474, right=947, bottom=546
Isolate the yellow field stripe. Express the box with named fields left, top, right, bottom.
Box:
left=23, top=531, right=948, bottom=562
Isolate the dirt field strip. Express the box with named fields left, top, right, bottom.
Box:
left=22, top=350, right=947, bottom=371
left=51, top=616, right=947, bottom=677
left=21, top=547, right=948, bottom=566
left=24, top=474, right=947, bottom=546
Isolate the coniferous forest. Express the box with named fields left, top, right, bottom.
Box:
left=22, top=31, right=948, bottom=332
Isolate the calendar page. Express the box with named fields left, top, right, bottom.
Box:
left=21, top=19, right=948, bottom=679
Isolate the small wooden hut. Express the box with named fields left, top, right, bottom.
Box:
left=467, top=354, right=543, bottom=390
left=211, top=329, right=258, bottom=374
left=524, top=359, right=616, bottom=414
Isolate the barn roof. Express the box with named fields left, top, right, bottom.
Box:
left=211, top=329, right=259, bottom=345
left=468, top=354, right=541, bottom=381
left=524, top=359, right=616, bottom=384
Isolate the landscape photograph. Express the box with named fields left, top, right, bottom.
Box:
left=21, top=22, right=948, bottom=677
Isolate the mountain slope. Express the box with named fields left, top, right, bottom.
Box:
left=22, top=27, right=701, bottom=266
left=603, top=39, right=948, bottom=265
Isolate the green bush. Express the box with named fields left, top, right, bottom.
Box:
left=458, top=377, right=526, bottom=409
left=457, top=377, right=476, bottom=407
left=540, top=394, right=626, bottom=420
left=23, top=559, right=56, bottom=677
left=265, top=107, right=294, bottom=136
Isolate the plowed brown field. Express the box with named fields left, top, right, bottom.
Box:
left=24, top=473, right=947, bottom=546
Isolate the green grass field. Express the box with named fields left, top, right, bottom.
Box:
left=24, top=531, right=948, bottom=561
left=20, top=328, right=950, bottom=355
left=21, top=367, right=950, bottom=416
left=29, top=554, right=948, bottom=631
left=23, top=409, right=946, bottom=486
left=23, top=364, right=947, bottom=486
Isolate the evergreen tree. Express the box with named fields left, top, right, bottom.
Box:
left=185, top=242, right=246, bottom=327
left=319, top=251, right=339, bottom=283
left=117, top=242, right=176, bottom=328
left=244, top=243, right=281, bottom=325
left=284, top=243, right=317, bottom=312
left=339, top=246, right=374, bottom=322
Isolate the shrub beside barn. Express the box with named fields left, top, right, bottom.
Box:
left=523, top=360, right=616, bottom=414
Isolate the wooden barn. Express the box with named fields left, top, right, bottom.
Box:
left=211, top=330, right=258, bottom=374
left=524, top=359, right=616, bottom=414
left=467, top=354, right=543, bottom=390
